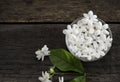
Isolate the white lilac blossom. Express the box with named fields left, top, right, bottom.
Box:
left=59, top=77, right=64, bottom=82
left=63, top=11, right=113, bottom=61
left=35, top=45, right=50, bottom=61
left=38, top=71, right=52, bottom=82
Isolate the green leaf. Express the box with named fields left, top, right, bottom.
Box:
left=70, top=75, right=86, bottom=82
left=49, top=49, right=84, bottom=74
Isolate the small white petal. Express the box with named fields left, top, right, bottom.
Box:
left=103, top=24, right=109, bottom=29
left=87, top=56, right=92, bottom=60
left=83, top=13, right=89, bottom=18
left=59, top=77, right=64, bottom=82
left=73, top=24, right=79, bottom=29
left=95, top=30, right=101, bottom=35
left=35, top=50, right=41, bottom=55
left=76, top=51, right=82, bottom=57
left=92, top=18, right=98, bottom=22
left=41, top=56, right=44, bottom=61
left=93, top=41, right=98, bottom=49
left=95, top=54, right=100, bottom=58
left=89, top=28, right=94, bottom=34
left=67, top=25, right=72, bottom=29
left=95, top=22, right=102, bottom=29
left=88, top=10, right=93, bottom=16
left=100, top=33, right=106, bottom=41
left=42, top=45, right=48, bottom=51
left=103, top=30, right=109, bottom=35
left=100, top=51, right=105, bottom=56
left=88, top=20, right=93, bottom=28
left=93, top=15, right=97, bottom=19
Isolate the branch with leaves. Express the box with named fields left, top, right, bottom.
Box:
left=35, top=45, right=86, bottom=82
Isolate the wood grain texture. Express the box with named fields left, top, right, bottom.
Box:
left=0, top=24, right=120, bottom=82
left=0, top=0, right=120, bottom=22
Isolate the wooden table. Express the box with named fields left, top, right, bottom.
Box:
left=0, top=0, right=120, bottom=82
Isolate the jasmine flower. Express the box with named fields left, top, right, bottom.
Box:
left=35, top=45, right=50, bottom=61
left=83, top=10, right=98, bottom=22
left=63, top=25, right=73, bottom=36
left=38, top=71, right=52, bottom=82
left=83, top=10, right=98, bottom=28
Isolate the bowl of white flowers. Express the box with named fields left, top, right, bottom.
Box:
left=63, top=11, right=113, bottom=62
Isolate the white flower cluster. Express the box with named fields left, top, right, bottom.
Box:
left=39, top=71, right=52, bottom=82
left=35, top=46, right=64, bottom=82
left=38, top=71, right=64, bottom=82
left=63, top=11, right=113, bottom=61
left=35, top=45, right=50, bottom=61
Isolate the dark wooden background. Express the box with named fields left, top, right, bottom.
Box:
left=0, top=0, right=120, bottom=82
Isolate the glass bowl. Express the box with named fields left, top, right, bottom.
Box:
left=65, top=17, right=113, bottom=62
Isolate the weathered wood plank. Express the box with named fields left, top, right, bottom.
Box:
left=0, top=0, right=120, bottom=22
left=0, top=74, right=120, bottom=82
left=0, top=24, right=120, bottom=82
